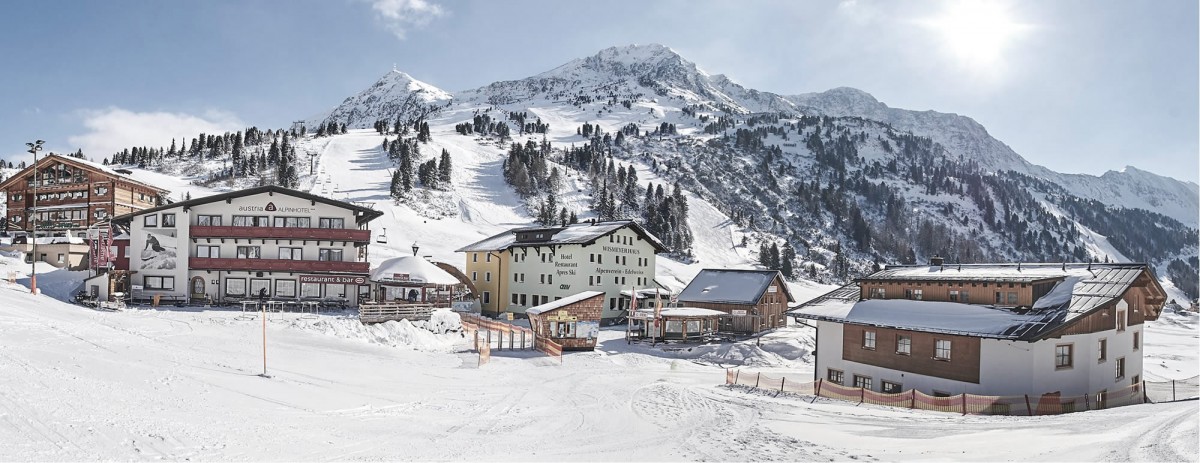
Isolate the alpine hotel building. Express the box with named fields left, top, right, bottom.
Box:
left=791, top=261, right=1167, bottom=397
left=116, top=186, right=383, bottom=304
left=457, top=220, right=666, bottom=323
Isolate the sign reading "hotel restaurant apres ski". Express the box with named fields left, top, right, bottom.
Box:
left=299, top=275, right=366, bottom=285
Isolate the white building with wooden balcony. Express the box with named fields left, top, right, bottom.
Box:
left=114, top=185, right=383, bottom=305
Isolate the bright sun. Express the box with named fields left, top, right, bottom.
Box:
left=921, top=1, right=1027, bottom=71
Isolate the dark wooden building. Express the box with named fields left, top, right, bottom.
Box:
left=676, top=269, right=795, bottom=333
left=1, top=154, right=168, bottom=237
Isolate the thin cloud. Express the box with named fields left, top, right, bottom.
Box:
left=369, top=0, right=446, bottom=40
left=67, top=107, right=244, bottom=159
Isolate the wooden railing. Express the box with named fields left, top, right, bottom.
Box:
left=189, top=257, right=369, bottom=273
left=190, top=225, right=371, bottom=242
left=359, top=302, right=435, bottom=323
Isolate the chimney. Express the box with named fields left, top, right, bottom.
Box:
left=930, top=255, right=944, bottom=267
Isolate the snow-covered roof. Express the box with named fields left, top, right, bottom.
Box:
left=860, top=262, right=1131, bottom=283
left=792, top=263, right=1162, bottom=341
left=525, top=291, right=605, bottom=315
left=620, top=288, right=674, bottom=298
left=677, top=269, right=793, bottom=305
left=0, top=154, right=170, bottom=193
left=634, top=307, right=725, bottom=318
left=369, top=256, right=460, bottom=286
left=455, top=220, right=666, bottom=253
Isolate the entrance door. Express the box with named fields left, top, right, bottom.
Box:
left=191, top=277, right=205, bottom=299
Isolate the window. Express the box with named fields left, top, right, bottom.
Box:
left=1133, top=331, right=1139, bottom=350
left=143, top=215, right=158, bottom=227
left=144, top=276, right=175, bottom=290
left=881, top=381, right=902, bottom=394
left=94, top=186, right=108, bottom=195
left=300, top=283, right=321, bottom=298
left=896, top=335, right=911, bottom=355
left=482, top=292, right=490, bottom=304
left=597, top=255, right=603, bottom=264
left=275, top=280, right=296, bottom=298
left=225, top=278, right=246, bottom=296
left=94, top=208, right=108, bottom=219
left=959, top=291, right=969, bottom=303
left=1115, top=357, right=1126, bottom=380
left=1098, top=338, right=1108, bottom=363
left=236, top=246, right=261, bottom=259
left=196, top=245, right=220, bottom=258
left=540, top=274, right=545, bottom=284
left=278, top=247, right=303, bottom=260
left=55, top=253, right=65, bottom=264
left=511, top=293, right=519, bottom=305
left=162, top=213, right=176, bottom=227
left=472, top=253, right=478, bottom=263
left=912, top=289, right=923, bottom=300
left=324, top=284, right=345, bottom=299
left=520, top=294, right=528, bottom=306
left=868, top=287, right=886, bottom=299
left=935, top=339, right=952, bottom=360
left=10, top=194, right=20, bottom=201
left=485, top=272, right=491, bottom=282
left=272, top=217, right=312, bottom=228
left=250, top=279, right=270, bottom=297
left=1007, top=292, right=1018, bottom=305
left=863, top=331, right=876, bottom=350
left=995, top=291, right=1003, bottom=304
left=949, top=290, right=960, bottom=302
left=1055, top=344, right=1073, bottom=369
left=827, top=369, right=844, bottom=385
left=1117, top=310, right=1126, bottom=332
left=318, top=217, right=345, bottom=229
left=853, top=375, right=873, bottom=390
left=232, top=215, right=269, bottom=227
left=318, top=249, right=343, bottom=261
left=197, top=215, right=222, bottom=226
left=471, top=271, right=477, bottom=281
left=486, top=254, right=491, bottom=263
left=548, top=274, right=553, bottom=284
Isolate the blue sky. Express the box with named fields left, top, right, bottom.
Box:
left=2, top=0, right=1196, bottom=183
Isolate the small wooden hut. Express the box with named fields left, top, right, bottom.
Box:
left=526, top=291, right=604, bottom=351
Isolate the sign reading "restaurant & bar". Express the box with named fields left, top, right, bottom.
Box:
left=299, top=275, right=366, bottom=285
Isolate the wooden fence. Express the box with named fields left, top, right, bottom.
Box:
left=358, top=303, right=435, bottom=323
left=726, top=369, right=1155, bottom=416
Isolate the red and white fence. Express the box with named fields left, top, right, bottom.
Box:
left=726, top=369, right=1172, bottom=416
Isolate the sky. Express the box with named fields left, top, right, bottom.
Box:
left=1, top=0, right=1196, bottom=184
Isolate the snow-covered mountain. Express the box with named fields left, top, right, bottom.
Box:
left=788, top=87, right=1200, bottom=227
left=311, top=70, right=452, bottom=129
left=107, top=43, right=1198, bottom=300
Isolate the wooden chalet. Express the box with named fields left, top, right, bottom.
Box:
left=676, top=269, right=795, bottom=333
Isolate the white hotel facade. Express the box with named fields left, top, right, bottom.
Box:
left=116, top=186, right=383, bottom=304
left=457, top=220, right=666, bottom=323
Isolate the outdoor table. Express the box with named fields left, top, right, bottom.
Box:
left=240, top=300, right=260, bottom=315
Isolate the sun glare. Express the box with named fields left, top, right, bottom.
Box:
left=921, top=1, right=1027, bottom=71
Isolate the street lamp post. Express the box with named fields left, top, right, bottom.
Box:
left=411, top=242, right=419, bottom=256
left=25, top=140, right=44, bottom=295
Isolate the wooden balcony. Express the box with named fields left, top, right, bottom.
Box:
left=189, top=257, right=369, bottom=273
left=190, top=225, right=371, bottom=242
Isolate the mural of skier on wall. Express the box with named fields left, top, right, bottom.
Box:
left=140, top=229, right=177, bottom=270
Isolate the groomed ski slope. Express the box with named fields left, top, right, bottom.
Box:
left=0, top=265, right=1196, bottom=461
left=305, top=127, right=809, bottom=294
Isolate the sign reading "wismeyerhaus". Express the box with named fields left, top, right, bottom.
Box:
left=299, top=275, right=366, bottom=285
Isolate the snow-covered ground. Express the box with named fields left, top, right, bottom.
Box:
left=1, top=255, right=1196, bottom=461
